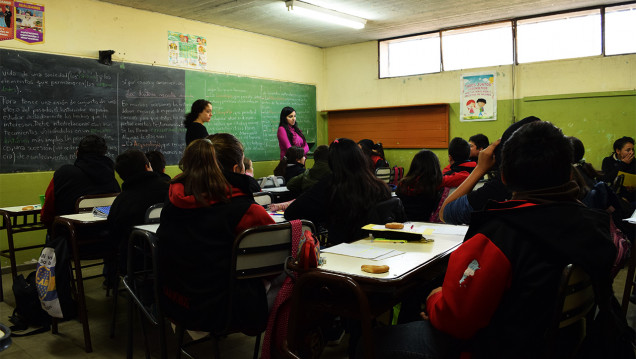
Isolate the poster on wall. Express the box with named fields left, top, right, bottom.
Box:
left=460, top=73, right=496, bottom=122
left=0, top=0, right=14, bottom=41
left=14, top=1, right=43, bottom=44
left=168, top=31, right=207, bottom=70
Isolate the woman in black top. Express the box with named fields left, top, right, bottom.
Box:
left=184, top=99, right=212, bottom=146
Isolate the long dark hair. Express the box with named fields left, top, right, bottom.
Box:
left=206, top=133, right=245, bottom=174
left=184, top=99, right=211, bottom=128
left=328, top=138, right=390, bottom=235
left=174, top=139, right=228, bottom=205
left=397, top=150, right=442, bottom=199
left=279, top=106, right=306, bottom=146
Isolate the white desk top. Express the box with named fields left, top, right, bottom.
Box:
left=0, top=204, right=41, bottom=214
left=269, top=212, right=287, bottom=223
left=59, top=212, right=106, bottom=223
left=134, top=223, right=159, bottom=234
left=319, top=222, right=467, bottom=280
left=260, top=186, right=289, bottom=193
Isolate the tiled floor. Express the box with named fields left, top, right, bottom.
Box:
left=0, top=265, right=634, bottom=358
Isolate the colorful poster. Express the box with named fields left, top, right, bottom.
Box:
left=460, top=73, right=496, bottom=122
left=168, top=31, right=207, bottom=69
left=0, top=0, right=13, bottom=41
left=14, top=1, right=43, bottom=44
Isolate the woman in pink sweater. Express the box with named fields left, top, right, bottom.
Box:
left=277, top=106, right=309, bottom=160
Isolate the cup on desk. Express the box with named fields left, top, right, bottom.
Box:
left=39, top=195, right=45, bottom=207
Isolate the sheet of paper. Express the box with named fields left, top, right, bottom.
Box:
left=373, top=250, right=406, bottom=261
left=321, top=243, right=397, bottom=259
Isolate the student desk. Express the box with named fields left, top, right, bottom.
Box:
left=260, top=186, right=294, bottom=203
left=286, top=222, right=468, bottom=358
left=0, top=204, right=47, bottom=302
left=51, top=212, right=109, bottom=353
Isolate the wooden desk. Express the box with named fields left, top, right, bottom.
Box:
left=286, top=222, right=467, bottom=358
left=0, top=204, right=47, bottom=302
left=51, top=212, right=109, bottom=353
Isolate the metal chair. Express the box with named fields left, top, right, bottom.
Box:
left=74, top=192, right=119, bottom=213
left=253, top=192, right=273, bottom=207
left=258, top=175, right=285, bottom=188
left=545, top=264, right=595, bottom=359
left=374, top=167, right=391, bottom=184
left=144, top=203, right=164, bottom=224
left=174, top=220, right=316, bottom=359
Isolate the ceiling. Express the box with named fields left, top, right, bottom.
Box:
left=98, top=0, right=626, bottom=48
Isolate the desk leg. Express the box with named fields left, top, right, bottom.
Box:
left=621, top=238, right=636, bottom=314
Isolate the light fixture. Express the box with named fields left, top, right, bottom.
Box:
left=285, top=0, right=367, bottom=29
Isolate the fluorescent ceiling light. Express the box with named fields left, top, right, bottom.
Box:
left=285, top=0, right=367, bottom=29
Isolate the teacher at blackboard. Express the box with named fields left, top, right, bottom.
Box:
left=184, top=99, right=212, bottom=146
left=277, top=106, right=309, bottom=160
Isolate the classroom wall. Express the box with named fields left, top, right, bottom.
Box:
left=324, top=41, right=636, bottom=172
left=0, top=0, right=325, bottom=267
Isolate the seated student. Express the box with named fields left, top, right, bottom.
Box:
left=440, top=116, right=541, bottom=225
left=358, top=139, right=389, bottom=170
left=286, top=145, right=331, bottom=195
left=569, top=137, right=602, bottom=198
left=441, top=137, right=477, bottom=187
left=273, top=146, right=306, bottom=184
left=157, top=137, right=275, bottom=333
left=243, top=156, right=262, bottom=194
left=602, top=136, right=635, bottom=204
left=41, top=134, right=121, bottom=230
left=368, top=121, right=616, bottom=359
left=468, top=133, right=489, bottom=162
left=285, top=138, right=392, bottom=246
left=396, top=150, right=443, bottom=221
left=108, top=149, right=169, bottom=259
left=145, top=150, right=171, bottom=182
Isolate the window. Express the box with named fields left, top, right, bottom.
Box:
left=442, top=22, right=513, bottom=71
left=517, top=10, right=601, bottom=63
left=605, top=4, right=636, bottom=55
left=379, top=33, right=440, bottom=78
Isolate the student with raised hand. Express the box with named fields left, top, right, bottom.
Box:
left=368, top=121, right=616, bottom=359
left=440, top=116, right=541, bottom=225
left=358, top=139, right=389, bottom=170
left=277, top=106, right=309, bottom=160
left=284, top=138, right=392, bottom=246
left=273, top=146, right=306, bottom=184
left=468, top=133, right=489, bottom=162
left=157, top=137, right=275, bottom=334
left=184, top=99, right=212, bottom=146
left=396, top=150, right=443, bottom=221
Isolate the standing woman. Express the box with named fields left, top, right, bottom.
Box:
left=184, top=99, right=212, bottom=146
left=277, top=106, right=309, bottom=160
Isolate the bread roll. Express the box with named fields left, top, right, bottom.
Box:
left=384, top=222, right=404, bottom=229
left=361, top=264, right=390, bottom=274
left=22, top=205, right=34, bottom=210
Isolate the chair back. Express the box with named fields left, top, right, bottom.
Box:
left=366, top=197, right=407, bottom=225
left=74, top=193, right=119, bottom=213
left=144, top=203, right=164, bottom=224
left=545, top=264, right=595, bottom=359
left=232, top=220, right=316, bottom=280
left=375, top=167, right=391, bottom=184
left=253, top=192, right=273, bottom=207
left=258, top=175, right=285, bottom=188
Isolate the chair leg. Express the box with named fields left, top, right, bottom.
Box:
left=52, top=317, right=59, bottom=334
left=110, top=275, right=121, bottom=338
left=126, top=291, right=134, bottom=359
left=621, top=239, right=636, bottom=314
left=253, top=332, right=262, bottom=359
left=72, top=258, right=93, bottom=353
left=139, top=308, right=152, bottom=359
left=175, top=325, right=185, bottom=359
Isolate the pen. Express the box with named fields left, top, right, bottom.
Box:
left=410, top=225, right=414, bottom=229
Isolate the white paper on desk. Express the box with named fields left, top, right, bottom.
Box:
left=624, top=210, right=636, bottom=224
left=373, top=250, right=405, bottom=261
left=322, top=243, right=399, bottom=260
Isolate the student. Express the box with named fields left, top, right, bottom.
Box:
left=284, top=138, right=392, bottom=246
left=277, top=106, right=309, bottom=160
left=145, top=150, right=171, bottom=182
left=440, top=137, right=477, bottom=188
left=157, top=138, right=275, bottom=333
left=41, top=134, right=120, bottom=230
left=396, top=150, right=443, bottom=221
left=184, top=99, right=212, bottom=146
left=108, top=149, right=168, bottom=260
left=286, top=144, right=331, bottom=195
left=468, top=133, right=489, bottom=162
left=368, top=121, right=616, bottom=359
left=440, top=116, right=541, bottom=225
left=569, top=137, right=601, bottom=196
left=602, top=136, right=635, bottom=184
left=273, top=146, right=306, bottom=184
left=244, top=157, right=255, bottom=177
left=243, top=156, right=262, bottom=194
left=358, top=139, right=389, bottom=170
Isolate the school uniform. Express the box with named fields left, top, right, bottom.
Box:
left=286, top=160, right=331, bottom=194
left=283, top=162, right=305, bottom=184
left=396, top=184, right=441, bottom=222
left=41, top=154, right=121, bottom=229
left=157, top=171, right=274, bottom=332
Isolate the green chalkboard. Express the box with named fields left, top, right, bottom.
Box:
left=0, top=48, right=316, bottom=173
left=185, top=72, right=316, bottom=161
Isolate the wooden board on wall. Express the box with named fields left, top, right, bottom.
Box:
left=327, top=104, right=449, bottom=148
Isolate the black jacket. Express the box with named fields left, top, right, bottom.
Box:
left=185, top=122, right=209, bottom=146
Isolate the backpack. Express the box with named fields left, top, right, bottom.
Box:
left=391, top=166, right=404, bottom=186
left=8, top=271, right=51, bottom=336
left=36, top=234, right=76, bottom=319
left=296, top=229, right=322, bottom=270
